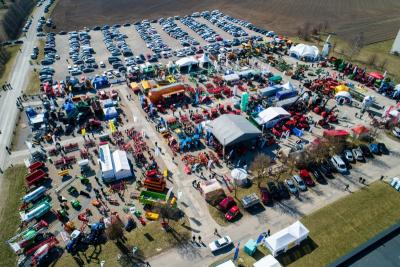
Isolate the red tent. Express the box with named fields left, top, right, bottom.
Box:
left=368, top=72, right=384, bottom=80
left=351, top=125, right=369, bottom=135
left=323, top=129, right=349, bottom=138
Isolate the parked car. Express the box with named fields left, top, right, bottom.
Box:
left=292, top=175, right=307, bottom=191
left=331, top=155, right=348, bottom=173
left=260, top=187, right=272, bottom=205
left=225, top=206, right=240, bottom=221
left=209, top=236, right=232, bottom=252
left=285, top=178, right=299, bottom=195
left=343, top=149, right=355, bottom=163
left=318, top=165, right=334, bottom=179
left=360, top=144, right=373, bottom=158
left=219, top=196, right=236, bottom=212
left=369, top=143, right=380, bottom=155
left=277, top=182, right=290, bottom=199
left=392, top=127, right=400, bottom=138
left=299, top=169, right=315, bottom=186
left=378, top=143, right=389, bottom=155
left=352, top=147, right=364, bottom=162
left=267, top=181, right=280, bottom=200
left=309, top=166, right=326, bottom=184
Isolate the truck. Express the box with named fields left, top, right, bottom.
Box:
left=139, top=191, right=177, bottom=207
left=241, top=193, right=260, bottom=209
left=25, top=170, right=48, bottom=187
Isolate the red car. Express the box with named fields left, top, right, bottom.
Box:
left=260, top=188, right=272, bottom=205
left=219, top=196, right=236, bottom=212
left=299, top=169, right=315, bottom=186
left=225, top=205, right=240, bottom=221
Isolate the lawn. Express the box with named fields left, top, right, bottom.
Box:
left=25, top=70, right=41, bottom=95
left=210, top=181, right=400, bottom=267
left=0, top=165, right=28, bottom=267
left=0, top=44, right=21, bottom=85
left=54, top=217, right=192, bottom=266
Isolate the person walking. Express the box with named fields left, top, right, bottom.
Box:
left=198, top=236, right=202, bottom=243
left=267, top=229, right=271, bottom=236
left=214, top=228, right=218, bottom=236
left=345, top=184, right=350, bottom=191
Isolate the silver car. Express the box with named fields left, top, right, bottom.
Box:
left=292, top=175, right=307, bottom=191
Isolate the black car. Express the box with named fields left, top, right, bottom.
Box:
left=378, top=143, right=389, bottom=155
left=323, top=159, right=337, bottom=173
left=318, top=164, right=334, bottom=179
left=309, top=166, right=327, bottom=184
left=277, top=182, right=290, bottom=199
left=267, top=182, right=280, bottom=200
left=360, top=144, right=373, bottom=158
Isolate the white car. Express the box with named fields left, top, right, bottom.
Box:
left=352, top=148, right=364, bottom=162
left=113, top=70, right=121, bottom=77
left=99, top=61, right=106, bottom=68
left=107, top=72, right=113, bottom=79
left=208, top=236, right=232, bottom=252
left=331, top=155, right=347, bottom=173
left=392, top=127, right=400, bottom=138
left=343, top=149, right=354, bottom=163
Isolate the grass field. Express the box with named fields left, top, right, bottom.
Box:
left=54, top=217, right=192, bottom=266
left=26, top=69, right=41, bottom=95
left=0, top=45, right=20, bottom=85
left=0, top=165, right=28, bottom=267
left=211, top=181, right=400, bottom=267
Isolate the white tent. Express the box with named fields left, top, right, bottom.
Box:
left=253, top=255, right=282, bottom=267
left=99, top=144, right=114, bottom=181
left=198, top=53, right=212, bottom=68
left=335, top=91, right=352, bottom=104
left=176, top=57, right=199, bottom=67
left=112, top=150, right=132, bottom=180
left=257, top=107, right=290, bottom=128
left=216, top=260, right=236, bottom=267
left=289, top=44, right=319, bottom=61
left=264, top=221, right=309, bottom=256
left=223, top=73, right=240, bottom=83
left=282, top=81, right=296, bottom=91
left=231, top=168, right=248, bottom=186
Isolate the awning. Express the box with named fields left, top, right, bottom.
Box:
left=369, top=72, right=384, bottom=80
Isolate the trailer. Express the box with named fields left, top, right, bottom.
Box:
left=28, top=162, right=45, bottom=173
left=7, top=220, right=49, bottom=254
left=26, top=170, right=48, bottom=187
left=20, top=202, right=51, bottom=222
left=241, top=193, right=260, bottom=209
left=22, top=186, right=47, bottom=203
left=139, top=191, right=177, bottom=207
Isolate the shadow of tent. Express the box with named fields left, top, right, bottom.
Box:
left=276, top=237, right=319, bottom=266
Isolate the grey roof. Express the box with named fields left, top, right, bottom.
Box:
left=210, top=114, right=261, bottom=146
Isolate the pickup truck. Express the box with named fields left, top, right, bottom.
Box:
left=241, top=193, right=260, bottom=209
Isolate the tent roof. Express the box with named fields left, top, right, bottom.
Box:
left=200, top=179, right=223, bottom=194
left=253, top=255, right=282, bottom=267
left=369, top=72, right=384, bottom=80
left=265, top=221, right=309, bottom=252
left=258, top=107, right=290, bottom=124
left=282, top=81, right=296, bottom=91
left=112, top=150, right=130, bottom=173
left=210, top=114, right=261, bottom=146
left=198, top=53, right=211, bottom=63
left=352, top=125, right=369, bottom=135
left=216, top=260, right=236, bottom=267
left=176, top=57, right=199, bottom=67
left=223, top=73, right=240, bottom=82
left=323, top=129, right=349, bottom=137
left=289, top=44, right=319, bottom=58
left=335, top=91, right=352, bottom=99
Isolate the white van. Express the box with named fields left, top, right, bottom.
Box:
left=331, top=155, right=347, bottom=173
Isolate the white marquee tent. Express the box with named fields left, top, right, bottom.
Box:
left=176, top=57, right=199, bottom=68
left=198, top=53, right=212, bottom=68
left=289, top=44, right=319, bottom=61
left=264, top=221, right=309, bottom=256
left=256, top=107, right=290, bottom=128
left=253, top=255, right=282, bottom=267
left=112, top=150, right=132, bottom=180
left=99, top=144, right=114, bottom=181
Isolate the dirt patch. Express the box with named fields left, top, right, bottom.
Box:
left=51, top=0, right=400, bottom=44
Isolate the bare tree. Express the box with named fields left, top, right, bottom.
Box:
left=348, top=32, right=365, bottom=60
left=250, top=153, right=271, bottom=187
left=378, top=58, right=388, bottom=71
left=366, top=54, right=378, bottom=67
left=105, top=215, right=124, bottom=242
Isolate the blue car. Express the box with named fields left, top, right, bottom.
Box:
left=369, top=143, right=380, bottom=155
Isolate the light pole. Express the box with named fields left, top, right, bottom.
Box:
left=223, top=137, right=226, bottom=161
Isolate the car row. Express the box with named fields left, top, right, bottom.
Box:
left=135, top=20, right=171, bottom=56
left=68, top=31, right=97, bottom=75
left=39, top=66, right=55, bottom=84
left=102, top=27, right=133, bottom=57
left=159, top=17, right=199, bottom=46
left=44, top=0, right=55, bottom=14
left=205, top=12, right=248, bottom=38
left=180, top=16, right=221, bottom=43
left=41, top=33, right=57, bottom=66
left=22, top=19, right=32, bottom=33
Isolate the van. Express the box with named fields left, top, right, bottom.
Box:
left=331, top=155, right=347, bottom=173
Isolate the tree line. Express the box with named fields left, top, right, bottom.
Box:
left=0, top=0, right=36, bottom=40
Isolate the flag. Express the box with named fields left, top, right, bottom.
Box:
left=256, top=233, right=266, bottom=245
left=233, top=241, right=241, bottom=261
left=81, top=128, right=86, bottom=136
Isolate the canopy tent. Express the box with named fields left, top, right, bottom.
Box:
left=112, top=150, right=132, bottom=180
left=369, top=72, right=384, bottom=80
left=282, top=81, right=296, bottom=91
left=210, top=114, right=261, bottom=146
left=264, top=221, right=309, bottom=256
left=231, top=168, right=248, bottom=187
left=103, top=107, right=118, bottom=120
left=216, top=260, right=236, bottom=267
left=253, top=255, right=282, bottom=267
left=335, top=84, right=349, bottom=93
left=198, top=53, right=212, bottom=68
left=176, top=57, right=199, bottom=68
left=199, top=179, right=225, bottom=204
left=335, top=91, right=352, bottom=104
left=351, top=125, right=369, bottom=138
left=99, top=144, right=114, bottom=182
left=289, top=44, right=319, bottom=61
left=256, top=107, right=290, bottom=128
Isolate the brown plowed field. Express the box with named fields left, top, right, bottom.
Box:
left=51, top=0, right=400, bottom=44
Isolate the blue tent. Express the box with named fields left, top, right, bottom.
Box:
left=92, top=76, right=109, bottom=89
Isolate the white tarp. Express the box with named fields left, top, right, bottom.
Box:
left=253, top=255, right=282, bottom=267
left=99, top=144, right=114, bottom=181
left=264, top=221, right=309, bottom=256
left=223, top=73, right=240, bottom=82
left=216, top=260, right=236, bottom=267
left=289, top=44, right=319, bottom=60
left=282, top=81, right=296, bottom=91
left=176, top=57, right=199, bottom=67
left=257, top=107, right=290, bottom=127
left=112, top=150, right=132, bottom=180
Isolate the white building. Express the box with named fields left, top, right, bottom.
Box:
left=391, top=30, right=400, bottom=54
left=112, top=150, right=132, bottom=180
